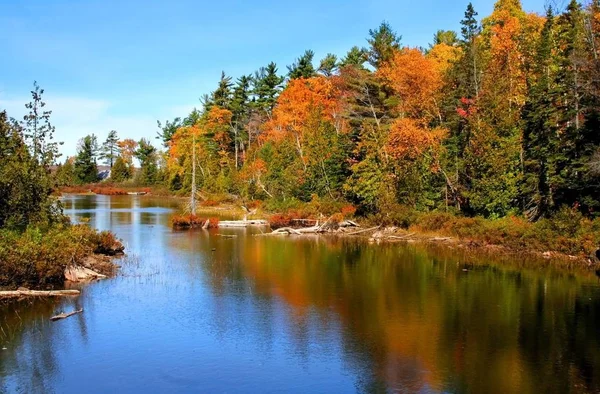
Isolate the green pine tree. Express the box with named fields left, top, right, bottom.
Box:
left=252, top=62, right=284, bottom=115
left=74, top=134, right=99, bottom=184
left=100, top=130, right=119, bottom=167
left=287, top=50, right=316, bottom=79
left=110, top=156, right=131, bottom=182
left=367, top=22, right=401, bottom=68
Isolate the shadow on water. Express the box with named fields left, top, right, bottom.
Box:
left=1, top=194, right=599, bottom=393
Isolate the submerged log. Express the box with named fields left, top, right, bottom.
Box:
left=0, top=288, right=80, bottom=299
left=50, top=309, right=83, bottom=321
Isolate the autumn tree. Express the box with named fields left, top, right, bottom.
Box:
left=118, top=138, right=138, bottom=169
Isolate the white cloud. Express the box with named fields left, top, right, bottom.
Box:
left=0, top=93, right=184, bottom=160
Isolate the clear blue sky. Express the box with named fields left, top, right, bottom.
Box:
left=0, top=0, right=548, bottom=158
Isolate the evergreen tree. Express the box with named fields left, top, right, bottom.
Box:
left=74, top=134, right=99, bottom=184
left=252, top=62, right=284, bottom=114
left=0, top=110, right=59, bottom=228
left=521, top=8, right=558, bottom=218
left=231, top=75, right=252, bottom=168
left=21, top=81, right=61, bottom=167
left=367, top=22, right=401, bottom=68
left=287, top=50, right=316, bottom=79
left=110, top=156, right=131, bottom=182
left=157, top=117, right=183, bottom=147
left=318, top=53, right=338, bottom=76
left=459, top=3, right=481, bottom=97
left=55, top=158, right=76, bottom=186
left=101, top=130, right=119, bottom=167
left=340, top=46, right=368, bottom=68
left=135, top=138, right=158, bottom=185
left=212, top=71, right=233, bottom=109
left=432, top=30, right=458, bottom=47
left=552, top=0, right=600, bottom=212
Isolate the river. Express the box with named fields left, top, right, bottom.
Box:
left=1, top=195, right=600, bottom=393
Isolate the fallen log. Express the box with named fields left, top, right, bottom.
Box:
left=50, top=309, right=83, bottom=321
left=269, top=227, right=302, bottom=235
left=296, top=225, right=322, bottom=234
left=346, top=226, right=381, bottom=236
left=218, top=220, right=269, bottom=228
left=428, top=237, right=453, bottom=242
left=384, top=233, right=416, bottom=240
left=0, top=289, right=80, bottom=299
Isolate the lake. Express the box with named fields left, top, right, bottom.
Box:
left=1, top=195, right=599, bottom=393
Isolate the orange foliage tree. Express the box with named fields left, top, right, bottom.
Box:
left=118, top=139, right=138, bottom=167
left=263, top=76, right=344, bottom=164
left=378, top=48, right=443, bottom=121
left=387, top=118, right=447, bottom=163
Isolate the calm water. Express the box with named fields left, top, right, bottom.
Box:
left=1, top=195, right=600, bottom=393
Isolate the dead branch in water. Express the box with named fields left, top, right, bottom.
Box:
left=0, top=289, right=80, bottom=299
left=385, top=233, right=416, bottom=240
left=50, top=309, right=83, bottom=321
left=256, top=227, right=303, bottom=236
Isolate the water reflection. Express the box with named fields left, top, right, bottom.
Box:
left=0, top=195, right=599, bottom=393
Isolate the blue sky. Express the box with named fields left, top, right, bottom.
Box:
left=1, top=0, right=548, bottom=158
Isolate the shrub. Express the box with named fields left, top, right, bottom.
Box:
left=0, top=224, right=124, bottom=286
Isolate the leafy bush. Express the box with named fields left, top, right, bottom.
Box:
left=0, top=224, right=124, bottom=286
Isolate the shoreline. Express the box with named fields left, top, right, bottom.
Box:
left=56, top=192, right=600, bottom=270
left=188, top=204, right=600, bottom=269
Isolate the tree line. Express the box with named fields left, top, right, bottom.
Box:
left=62, top=0, right=600, bottom=221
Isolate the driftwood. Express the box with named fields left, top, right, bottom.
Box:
left=346, top=226, right=380, bottom=236
left=50, top=309, right=83, bottom=321
left=219, top=219, right=269, bottom=228
left=0, top=288, right=80, bottom=299
left=291, top=218, right=318, bottom=224
left=202, top=220, right=210, bottom=229
left=428, top=237, right=453, bottom=242
left=339, top=220, right=360, bottom=228
left=65, top=265, right=107, bottom=282
left=262, top=227, right=303, bottom=235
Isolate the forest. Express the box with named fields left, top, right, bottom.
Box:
left=50, top=0, right=600, bottom=257
left=0, top=84, right=122, bottom=286
left=60, top=0, right=600, bottom=221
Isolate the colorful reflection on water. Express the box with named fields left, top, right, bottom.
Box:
left=1, top=195, right=599, bottom=393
